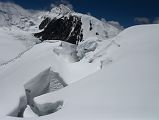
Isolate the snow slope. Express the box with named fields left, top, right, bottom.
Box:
left=26, top=24, right=159, bottom=120
left=0, top=2, right=46, bottom=66
left=0, top=40, right=100, bottom=117
left=0, top=27, right=39, bottom=65
left=0, top=28, right=25, bottom=65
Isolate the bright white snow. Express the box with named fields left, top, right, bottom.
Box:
left=34, top=24, right=159, bottom=120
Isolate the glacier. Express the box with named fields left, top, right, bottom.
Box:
left=0, top=2, right=159, bottom=120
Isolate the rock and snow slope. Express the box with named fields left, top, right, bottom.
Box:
left=0, top=24, right=159, bottom=120
left=0, top=2, right=122, bottom=64
left=34, top=4, right=122, bottom=44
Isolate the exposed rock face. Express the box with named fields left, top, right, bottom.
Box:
left=34, top=15, right=83, bottom=44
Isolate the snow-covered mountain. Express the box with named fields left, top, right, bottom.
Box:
left=34, top=4, right=123, bottom=44
left=0, top=2, right=159, bottom=120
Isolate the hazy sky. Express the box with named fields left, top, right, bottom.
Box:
left=1, top=0, right=159, bottom=27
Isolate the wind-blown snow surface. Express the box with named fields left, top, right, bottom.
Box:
left=1, top=24, right=158, bottom=120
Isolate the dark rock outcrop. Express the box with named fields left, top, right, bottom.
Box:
left=89, top=20, right=93, bottom=31
left=34, top=15, right=83, bottom=44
